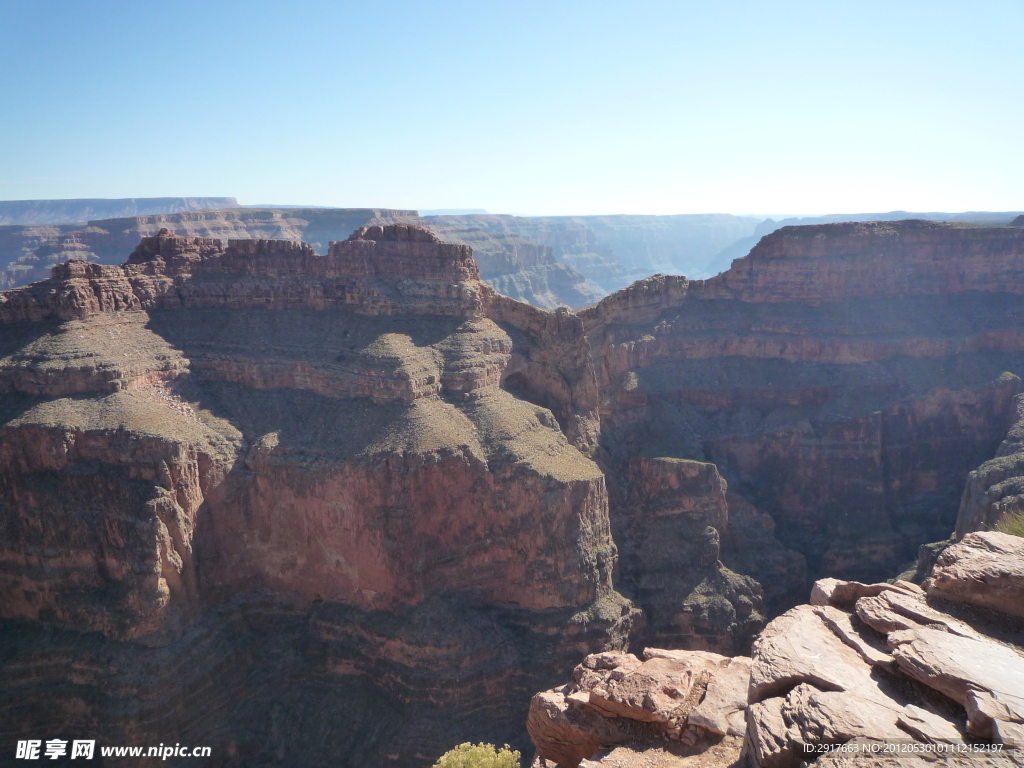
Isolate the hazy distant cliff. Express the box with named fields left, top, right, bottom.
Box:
left=0, top=206, right=602, bottom=311
left=0, top=196, right=240, bottom=225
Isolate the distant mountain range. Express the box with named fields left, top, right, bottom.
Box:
left=0, top=197, right=240, bottom=225
left=2, top=198, right=1022, bottom=309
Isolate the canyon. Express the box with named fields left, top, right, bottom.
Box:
left=0, top=208, right=603, bottom=311
left=2, top=218, right=1024, bottom=766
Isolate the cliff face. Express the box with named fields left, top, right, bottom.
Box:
left=956, top=392, right=1024, bottom=537
left=1, top=207, right=603, bottom=311
left=0, top=197, right=240, bottom=226
left=586, top=220, right=1024, bottom=597
left=0, top=226, right=637, bottom=765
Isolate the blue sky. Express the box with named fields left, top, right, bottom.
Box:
left=1, top=0, right=1021, bottom=215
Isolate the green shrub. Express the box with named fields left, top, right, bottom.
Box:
left=994, top=510, right=1024, bottom=538
left=432, top=743, right=521, bottom=768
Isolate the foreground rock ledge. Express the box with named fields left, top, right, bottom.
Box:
left=530, top=532, right=1024, bottom=768
left=528, top=648, right=750, bottom=768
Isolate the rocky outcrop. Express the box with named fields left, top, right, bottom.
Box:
left=745, top=560, right=1024, bottom=768
left=924, top=532, right=1024, bottom=618
left=528, top=648, right=751, bottom=767
left=0, top=226, right=488, bottom=323
left=2, top=207, right=606, bottom=310
left=0, top=225, right=637, bottom=766
left=613, top=457, right=765, bottom=654
left=587, top=220, right=1024, bottom=585
left=529, top=534, right=1024, bottom=768
left=957, top=394, right=1024, bottom=537
left=0, top=207, right=420, bottom=289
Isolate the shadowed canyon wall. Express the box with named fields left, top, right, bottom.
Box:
left=584, top=221, right=1024, bottom=602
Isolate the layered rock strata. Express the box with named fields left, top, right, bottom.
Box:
left=584, top=221, right=1024, bottom=587
left=0, top=225, right=636, bottom=765
left=1, top=207, right=603, bottom=311
left=531, top=531, right=1024, bottom=768
left=746, top=534, right=1024, bottom=768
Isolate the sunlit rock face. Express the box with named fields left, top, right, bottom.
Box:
left=0, top=225, right=637, bottom=766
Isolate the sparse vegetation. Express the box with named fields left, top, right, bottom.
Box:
left=432, top=743, right=521, bottom=768
left=994, top=510, right=1024, bottom=538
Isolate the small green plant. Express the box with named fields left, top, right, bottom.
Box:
left=994, top=510, right=1024, bottom=538
left=432, top=742, right=521, bottom=768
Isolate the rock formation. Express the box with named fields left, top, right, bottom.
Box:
left=0, top=197, right=240, bottom=226
left=530, top=531, right=1024, bottom=768
left=6, top=216, right=1024, bottom=766
left=1, top=207, right=603, bottom=311
left=956, top=393, right=1024, bottom=537
left=0, top=207, right=419, bottom=288
left=0, top=225, right=638, bottom=765
left=584, top=220, right=1024, bottom=592
left=529, top=648, right=752, bottom=768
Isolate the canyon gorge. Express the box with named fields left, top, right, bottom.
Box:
left=2, top=217, right=1024, bottom=766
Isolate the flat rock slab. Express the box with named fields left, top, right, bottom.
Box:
left=855, top=590, right=986, bottom=640
left=889, top=626, right=1024, bottom=737
left=812, top=578, right=923, bottom=608
left=925, top=531, right=1024, bottom=619
left=749, top=605, right=899, bottom=709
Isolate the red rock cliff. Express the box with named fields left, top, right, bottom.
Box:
left=0, top=225, right=635, bottom=766
left=586, top=219, right=1024, bottom=593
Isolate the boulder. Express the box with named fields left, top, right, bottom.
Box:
left=925, top=531, right=1024, bottom=619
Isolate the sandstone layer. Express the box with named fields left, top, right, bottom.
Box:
left=583, top=221, right=1024, bottom=590
left=0, top=226, right=636, bottom=766
left=530, top=531, right=1024, bottom=768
